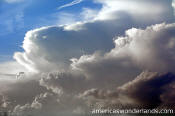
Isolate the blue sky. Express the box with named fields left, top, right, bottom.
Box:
left=0, top=0, right=101, bottom=62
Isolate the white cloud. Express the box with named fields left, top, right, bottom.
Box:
left=94, top=0, right=174, bottom=23
left=0, top=2, right=26, bottom=35
left=55, top=12, right=80, bottom=25
left=172, top=0, right=175, bottom=15
left=14, top=0, right=175, bottom=73
left=112, top=23, right=175, bottom=72
left=0, top=61, right=27, bottom=80
left=57, top=0, right=83, bottom=10
left=71, top=23, right=175, bottom=80
left=13, top=17, right=135, bottom=73
left=80, top=8, right=99, bottom=21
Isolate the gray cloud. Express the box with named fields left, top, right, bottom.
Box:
left=38, top=22, right=175, bottom=114
left=82, top=71, right=175, bottom=109
left=70, top=23, right=175, bottom=89
left=39, top=72, right=87, bottom=94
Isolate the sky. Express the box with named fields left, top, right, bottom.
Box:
left=0, top=0, right=175, bottom=116
left=0, top=0, right=101, bottom=61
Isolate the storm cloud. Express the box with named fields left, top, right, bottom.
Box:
left=0, top=0, right=175, bottom=116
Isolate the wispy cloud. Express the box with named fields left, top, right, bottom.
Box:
left=0, top=73, right=16, bottom=77
left=57, top=0, right=83, bottom=10
left=5, top=0, right=24, bottom=3
left=0, top=72, right=25, bottom=80
left=172, top=0, right=175, bottom=15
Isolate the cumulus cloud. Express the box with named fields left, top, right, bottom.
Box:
left=9, top=22, right=175, bottom=115
left=110, top=23, right=175, bottom=72
left=39, top=72, right=86, bottom=94
left=117, top=71, right=175, bottom=108
left=6, top=78, right=89, bottom=116
left=13, top=0, right=175, bottom=73
left=13, top=19, right=133, bottom=73
left=12, top=92, right=60, bottom=116
left=1, top=0, right=175, bottom=115
left=70, top=23, right=175, bottom=89
left=81, top=71, right=175, bottom=109
left=36, top=22, right=175, bottom=114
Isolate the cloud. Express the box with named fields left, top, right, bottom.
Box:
left=81, top=71, right=175, bottom=109
left=1, top=0, right=175, bottom=115
left=0, top=73, right=16, bottom=77
left=114, top=23, right=175, bottom=72
left=0, top=61, right=27, bottom=80
left=39, top=72, right=86, bottom=94
left=172, top=0, right=175, bottom=15
left=12, top=92, right=60, bottom=116
left=57, top=0, right=83, bottom=10
left=0, top=55, right=12, bottom=62
left=54, top=12, right=80, bottom=25
left=12, top=91, right=88, bottom=116
left=71, top=22, right=175, bottom=109
left=4, top=0, right=24, bottom=3
left=11, top=19, right=175, bottom=115
left=0, top=72, right=25, bottom=80
left=0, top=74, right=89, bottom=116
left=80, top=8, right=99, bottom=21
left=2, top=22, right=175, bottom=116
left=3, top=71, right=175, bottom=116
left=69, top=23, right=175, bottom=92
left=37, top=22, right=175, bottom=114
left=94, top=0, right=174, bottom=23
left=13, top=0, right=175, bottom=73
left=13, top=19, right=133, bottom=73
left=0, top=2, right=26, bottom=35
left=118, top=71, right=175, bottom=108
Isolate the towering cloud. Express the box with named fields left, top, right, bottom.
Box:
left=9, top=22, right=175, bottom=115
left=14, top=0, right=175, bottom=73
left=0, top=0, right=175, bottom=116
left=71, top=23, right=175, bottom=87
left=12, top=23, right=175, bottom=115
